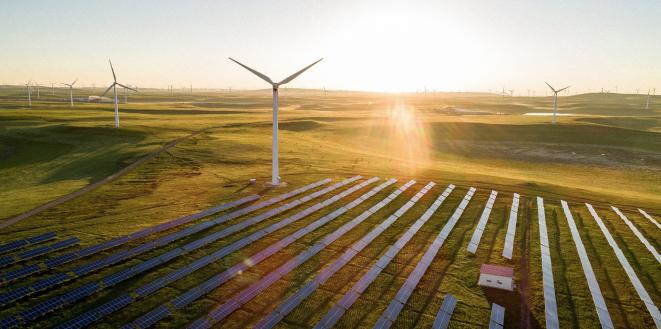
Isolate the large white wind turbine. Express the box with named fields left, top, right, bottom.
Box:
left=102, top=59, right=136, bottom=128
left=62, top=79, right=77, bottom=107
left=545, top=81, right=570, bottom=124
left=229, top=57, right=323, bottom=186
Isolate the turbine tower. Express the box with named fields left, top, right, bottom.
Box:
left=646, top=89, right=651, bottom=110
left=62, top=79, right=77, bottom=107
left=229, top=57, right=322, bottom=186
left=545, top=81, right=569, bottom=124
left=25, top=82, right=32, bottom=108
left=102, top=59, right=136, bottom=128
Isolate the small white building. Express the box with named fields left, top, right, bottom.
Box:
left=478, top=264, right=514, bottom=291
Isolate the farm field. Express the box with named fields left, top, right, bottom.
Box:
left=0, top=88, right=659, bottom=328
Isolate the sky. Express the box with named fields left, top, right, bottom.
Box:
left=1, top=0, right=660, bottom=93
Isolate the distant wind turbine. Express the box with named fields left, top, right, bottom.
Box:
left=229, top=57, right=322, bottom=186
left=62, top=79, right=77, bottom=107
left=35, top=83, right=40, bottom=99
left=646, top=89, right=651, bottom=110
left=25, top=82, right=32, bottom=107
left=545, top=81, right=570, bottom=124
left=102, top=59, right=136, bottom=128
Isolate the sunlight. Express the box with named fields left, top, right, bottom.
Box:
left=364, top=101, right=431, bottom=175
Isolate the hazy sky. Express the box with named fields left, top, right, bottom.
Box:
left=1, top=0, right=659, bottom=93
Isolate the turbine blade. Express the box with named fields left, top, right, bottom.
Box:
left=557, top=85, right=570, bottom=92
left=228, top=58, right=273, bottom=84
left=72, top=79, right=78, bottom=86
left=102, top=83, right=115, bottom=96
left=278, top=58, right=323, bottom=85
left=117, top=83, right=137, bottom=92
left=544, top=81, right=556, bottom=93
left=109, top=59, right=117, bottom=82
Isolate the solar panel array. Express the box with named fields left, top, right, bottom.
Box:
left=0, top=232, right=56, bottom=255
left=4, top=176, right=658, bottom=329
left=0, top=178, right=345, bottom=326
left=612, top=207, right=661, bottom=263
left=60, top=178, right=391, bottom=329
left=586, top=204, right=661, bottom=328
left=374, top=187, right=475, bottom=329
left=0, top=193, right=261, bottom=284
left=0, top=237, right=79, bottom=268
left=638, top=208, right=660, bottom=229
left=431, top=294, right=457, bottom=329
left=489, top=303, right=505, bottom=329
left=316, top=185, right=468, bottom=329
left=188, top=181, right=436, bottom=329
left=467, top=190, right=498, bottom=254
left=561, top=201, right=614, bottom=329
left=502, top=193, right=520, bottom=260
left=254, top=180, right=425, bottom=329
left=537, top=197, right=559, bottom=329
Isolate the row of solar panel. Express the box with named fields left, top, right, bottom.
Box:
left=0, top=194, right=262, bottom=284
left=638, top=208, right=660, bottom=229
left=561, top=201, right=614, bottom=329
left=586, top=204, right=661, bottom=327
left=502, top=193, right=520, bottom=260
left=467, top=190, right=498, bottom=254
left=254, top=181, right=417, bottom=329
left=107, top=177, right=381, bottom=329
left=0, top=178, right=344, bottom=326
left=536, top=197, right=559, bottom=329
left=0, top=232, right=57, bottom=255
left=374, top=187, right=474, bottom=329
left=489, top=303, right=505, bottom=329
left=430, top=294, right=457, bottom=329
left=0, top=237, right=79, bottom=268
left=312, top=183, right=438, bottom=329
left=612, top=207, right=661, bottom=263
left=179, top=178, right=387, bottom=328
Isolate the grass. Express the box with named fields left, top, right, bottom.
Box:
left=0, top=86, right=658, bottom=328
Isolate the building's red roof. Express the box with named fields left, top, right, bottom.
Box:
left=480, top=264, right=514, bottom=277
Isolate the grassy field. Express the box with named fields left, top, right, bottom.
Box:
left=0, top=86, right=658, bottom=328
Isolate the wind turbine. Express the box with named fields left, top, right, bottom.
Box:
left=229, top=57, right=322, bottom=186
left=646, top=89, right=651, bottom=109
left=545, top=81, right=570, bottom=124
left=62, top=79, right=77, bottom=107
left=123, top=84, right=137, bottom=103
left=25, top=82, right=32, bottom=107
left=102, top=59, right=136, bottom=128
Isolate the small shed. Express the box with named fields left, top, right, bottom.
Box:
left=478, top=264, right=514, bottom=291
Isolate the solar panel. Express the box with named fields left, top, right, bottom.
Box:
left=0, top=180, right=342, bottom=321
left=0, top=232, right=57, bottom=255
left=375, top=188, right=471, bottom=326
left=556, top=202, right=610, bottom=329
left=172, top=288, right=205, bottom=309
left=133, top=305, right=172, bottom=329
left=612, top=206, right=661, bottom=263
left=537, top=197, right=560, bottom=329
left=58, top=178, right=380, bottom=328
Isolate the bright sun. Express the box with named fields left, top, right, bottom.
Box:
left=324, top=3, right=487, bottom=92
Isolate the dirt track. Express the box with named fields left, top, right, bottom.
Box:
left=0, top=125, right=226, bottom=230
